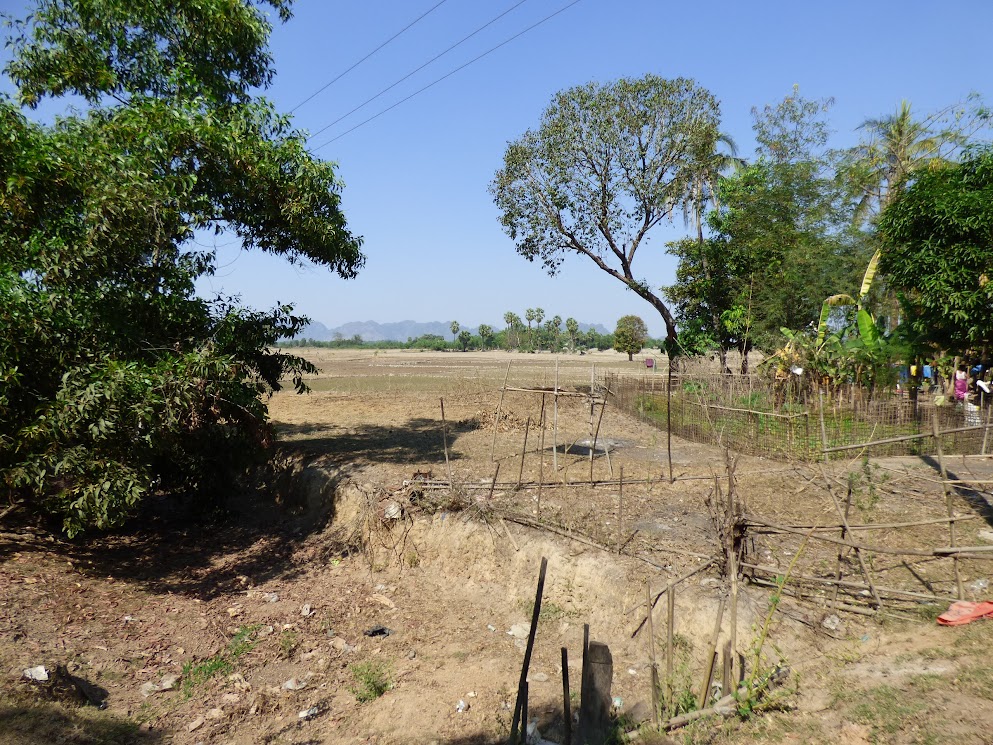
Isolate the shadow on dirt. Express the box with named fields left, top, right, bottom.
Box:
left=276, top=417, right=475, bottom=465
left=921, top=455, right=993, bottom=528
left=0, top=691, right=162, bottom=745
left=0, top=457, right=354, bottom=600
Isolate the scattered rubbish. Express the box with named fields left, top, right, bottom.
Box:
left=487, top=624, right=497, bottom=632
left=122, top=615, right=136, bottom=623
left=371, top=593, right=395, bottom=609
left=860, top=634, right=871, bottom=643
left=627, top=668, right=638, bottom=676
left=467, top=691, right=476, bottom=698
left=456, top=699, right=469, bottom=713
left=330, top=637, right=355, bottom=653
left=282, top=678, right=307, bottom=691
left=300, top=604, right=315, bottom=617
left=612, top=696, right=624, bottom=709
left=186, top=717, right=205, bottom=732
left=937, top=600, right=993, bottom=626
left=978, top=530, right=993, bottom=544
left=382, top=500, right=403, bottom=520
left=23, top=666, right=49, bottom=682
left=407, top=649, right=416, bottom=660
left=821, top=614, right=842, bottom=632
left=528, top=672, right=548, bottom=683
left=969, top=578, right=989, bottom=594
left=264, top=592, right=279, bottom=603
left=363, top=625, right=392, bottom=638
left=298, top=706, right=320, bottom=720
left=526, top=718, right=541, bottom=745
left=374, top=584, right=388, bottom=592
left=508, top=623, right=530, bottom=639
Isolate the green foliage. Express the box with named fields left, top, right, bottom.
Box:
left=878, top=146, right=993, bottom=357
left=613, top=315, right=649, bottom=360
left=182, top=624, right=259, bottom=696
left=491, top=75, right=723, bottom=344
left=349, top=660, right=392, bottom=703
left=0, top=0, right=363, bottom=534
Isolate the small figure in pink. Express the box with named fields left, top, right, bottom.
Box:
left=954, top=365, right=969, bottom=401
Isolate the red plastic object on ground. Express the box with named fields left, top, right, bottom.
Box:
left=936, top=601, right=993, bottom=626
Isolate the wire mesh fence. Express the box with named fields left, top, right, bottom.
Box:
left=605, top=369, right=992, bottom=461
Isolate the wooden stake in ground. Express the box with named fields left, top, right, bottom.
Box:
left=819, top=390, right=830, bottom=463
left=617, top=467, right=624, bottom=553
left=832, top=483, right=854, bottom=604
left=577, top=641, right=613, bottom=745
left=983, top=400, right=991, bottom=456
left=561, top=647, right=572, bottom=745
left=538, top=395, right=546, bottom=518
left=697, top=597, right=726, bottom=709
left=510, top=557, right=548, bottom=745
left=440, top=398, right=453, bottom=492
left=818, top=465, right=883, bottom=609
left=665, top=586, right=675, bottom=710
left=932, top=416, right=965, bottom=599
left=646, top=582, right=660, bottom=725
left=517, top=416, right=531, bottom=488
left=666, top=359, right=674, bottom=483
left=553, top=359, right=560, bottom=474
left=491, top=362, right=512, bottom=462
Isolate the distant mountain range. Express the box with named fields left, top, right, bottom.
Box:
left=296, top=319, right=611, bottom=342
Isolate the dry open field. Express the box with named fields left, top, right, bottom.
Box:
left=3, top=348, right=993, bottom=745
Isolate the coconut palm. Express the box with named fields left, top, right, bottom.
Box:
left=849, top=100, right=965, bottom=220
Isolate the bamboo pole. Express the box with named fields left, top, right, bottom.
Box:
left=517, top=416, right=531, bottom=488
left=665, top=587, right=675, bottom=710
left=744, top=514, right=978, bottom=532
left=741, top=561, right=954, bottom=602
left=440, top=398, right=453, bottom=493
left=697, top=597, right=726, bottom=709
left=491, top=362, right=512, bottom=462
left=823, top=422, right=993, bottom=454
left=617, top=467, right=624, bottom=553
left=646, top=583, right=660, bottom=726
left=553, top=360, right=559, bottom=474
left=819, top=391, right=829, bottom=463
left=538, top=395, right=546, bottom=519
left=561, top=648, right=572, bottom=745
left=819, top=465, right=882, bottom=608
left=933, top=416, right=964, bottom=599
left=666, top=360, right=674, bottom=483
left=983, top=401, right=991, bottom=455
left=510, top=558, right=548, bottom=745
left=590, top=395, right=608, bottom=484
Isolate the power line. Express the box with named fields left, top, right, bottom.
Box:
left=306, top=0, right=532, bottom=143
left=289, top=0, right=450, bottom=114
left=310, top=0, right=582, bottom=151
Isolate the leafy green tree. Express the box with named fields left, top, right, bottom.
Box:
left=491, top=75, right=722, bottom=346
left=613, top=316, right=649, bottom=361
left=877, top=146, right=993, bottom=357
left=667, top=88, right=869, bottom=370
left=0, top=0, right=363, bottom=535
left=478, top=324, right=494, bottom=350
left=450, top=321, right=460, bottom=340
left=503, top=311, right=523, bottom=349
left=457, top=330, right=472, bottom=352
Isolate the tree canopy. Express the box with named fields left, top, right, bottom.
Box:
left=877, top=146, right=993, bottom=357
left=0, top=0, right=363, bottom=534
left=613, top=315, right=648, bottom=361
left=490, top=75, right=722, bottom=345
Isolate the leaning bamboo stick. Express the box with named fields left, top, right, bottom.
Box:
left=517, top=416, right=531, bottom=488
left=440, top=398, right=453, bottom=493
left=697, top=597, right=726, bottom=709
left=819, top=465, right=882, bottom=608
left=744, top=514, right=978, bottom=532
left=741, top=561, right=954, bottom=602
left=823, top=422, right=993, bottom=454
left=490, top=362, right=513, bottom=462
left=933, top=416, right=964, bottom=600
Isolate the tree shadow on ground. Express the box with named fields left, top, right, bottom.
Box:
left=0, top=461, right=352, bottom=600
left=920, top=455, right=993, bottom=528
left=276, top=417, right=478, bottom=466
left=0, top=688, right=161, bottom=745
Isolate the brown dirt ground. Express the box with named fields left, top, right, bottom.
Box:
left=3, top=349, right=993, bottom=745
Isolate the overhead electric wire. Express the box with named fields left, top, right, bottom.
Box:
left=306, top=0, right=532, bottom=143
left=310, top=0, right=582, bottom=151
left=289, top=0, right=450, bottom=114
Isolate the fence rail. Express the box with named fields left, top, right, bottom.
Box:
left=605, top=372, right=990, bottom=461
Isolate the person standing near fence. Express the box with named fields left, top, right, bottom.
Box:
left=954, top=365, right=970, bottom=403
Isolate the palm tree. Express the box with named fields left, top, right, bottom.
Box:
left=849, top=100, right=964, bottom=220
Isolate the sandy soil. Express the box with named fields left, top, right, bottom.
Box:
left=3, top=349, right=993, bottom=745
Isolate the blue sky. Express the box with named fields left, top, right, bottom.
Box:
left=3, top=0, right=992, bottom=336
